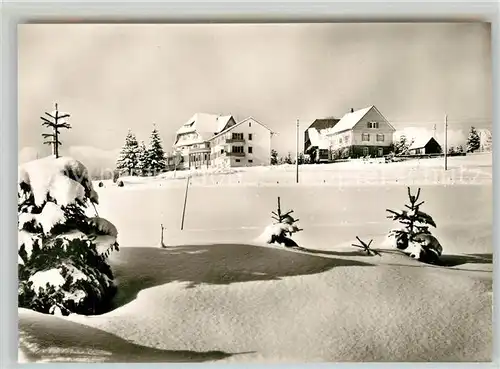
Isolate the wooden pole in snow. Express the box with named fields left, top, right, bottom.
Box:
left=180, top=175, right=190, bottom=230
left=54, top=103, right=59, bottom=158
left=160, top=223, right=165, bottom=247
left=444, top=114, right=448, bottom=171
left=296, top=119, right=299, bottom=184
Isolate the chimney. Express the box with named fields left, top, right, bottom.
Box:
left=350, top=108, right=354, bottom=113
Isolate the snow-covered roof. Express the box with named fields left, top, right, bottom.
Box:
left=209, top=116, right=275, bottom=140
left=323, top=106, right=373, bottom=135
left=175, top=113, right=234, bottom=140
left=408, top=136, right=440, bottom=150
left=324, top=105, right=394, bottom=136
left=307, top=118, right=340, bottom=131
left=306, top=127, right=330, bottom=150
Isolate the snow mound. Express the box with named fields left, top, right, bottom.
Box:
left=19, top=308, right=232, bottom=363
left=19, top=156, right=98, bottom=207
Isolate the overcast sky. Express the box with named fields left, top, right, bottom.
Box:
left=19, top=22, right=491, bottom=169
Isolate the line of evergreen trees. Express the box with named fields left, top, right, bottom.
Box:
left=116, top=126, right=168, bottom=176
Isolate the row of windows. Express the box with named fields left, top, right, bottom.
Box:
left=367, top=121, right=380, bottom=129
left=362, top=133, right=385, bottom=142
left=232, top=146, right=253, bottom=153
left=212, top=132, right=253, bottom=145
left=210, top=146, right=254, bottom=159
left=361, top=147, right=385, bottom=156
left=191, top=154, right=253, bottom=163
left=338, top=135, right=350, bottom=144
left=189, top=153, right=209, bottom=162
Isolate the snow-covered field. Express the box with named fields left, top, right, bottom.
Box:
left=19, top=153, right=493, bottom=362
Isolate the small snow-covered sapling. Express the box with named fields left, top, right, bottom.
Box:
left=263, top=197, right=302, bottom=246
left=386, top=187, right=442, bottom=262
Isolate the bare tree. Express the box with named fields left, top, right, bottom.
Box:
left=41, top=103, right=71, bottom=158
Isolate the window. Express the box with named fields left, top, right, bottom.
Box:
left=249, top=133, right=253, bottom=140
left=339, top=137, right=343, bottom=144
left=232, top=132, right=244, bottom=140
left=221, top=149, right=224, bottom=154
left=362, top=133, right=370, bottom=141
left=248, top=146, right=253, bottom=154
left=249, top=122, right=252, bottom=127
left=367, top=121, right=379, bottom=129
left=235, top=159, right=241, bottom=162
left=248, top=159, right=253, bottom=163
left=363, top=147, right=369, bottom=156
left=376, top=134, right=384, bottom=142
left=232, top=146, right=244, bottom=153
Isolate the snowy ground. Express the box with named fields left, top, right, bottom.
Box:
left=19, top=153, right=493, bottom=362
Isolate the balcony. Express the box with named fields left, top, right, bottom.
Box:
left=226, top=138, right=245, bottom=143
left=225, top=151, right=246, bottom=157
left=189, top=147, right=211, bottom=154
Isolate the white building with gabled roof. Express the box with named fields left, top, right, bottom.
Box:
left=325, top=105, right=396, bottom=158
left=170, top=113, right=274, bottom=170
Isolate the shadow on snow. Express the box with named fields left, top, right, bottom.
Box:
left=108, top=243, right=373, bottom=309
left=19, top=310, right=244, bottom=363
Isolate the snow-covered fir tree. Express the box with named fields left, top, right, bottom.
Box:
left=394, top=135, right=413, bottom=155
left=116, top=130, right=140, bottom=176
left=466, top=126, right=481, bottom=153
left=136, top=141, right=148, bottom=176
left=146, top=126, right=166, bottom=175
left=284, top=152, right=293, bottom=164
left=270, top=149, right=279, bottom=165
left=18, top=156, right=120, bottom=316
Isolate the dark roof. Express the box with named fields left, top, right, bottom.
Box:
left=409, top=136, right=441, bottom=150
left=308, top=118, right=340, bottom=131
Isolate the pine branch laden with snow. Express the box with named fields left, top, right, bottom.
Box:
left=385, top=187, right=442, bottom=263
left=18, top=156, right=120, bottom=316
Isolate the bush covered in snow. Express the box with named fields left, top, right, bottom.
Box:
left=18, top=156, right=119, bottom=316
